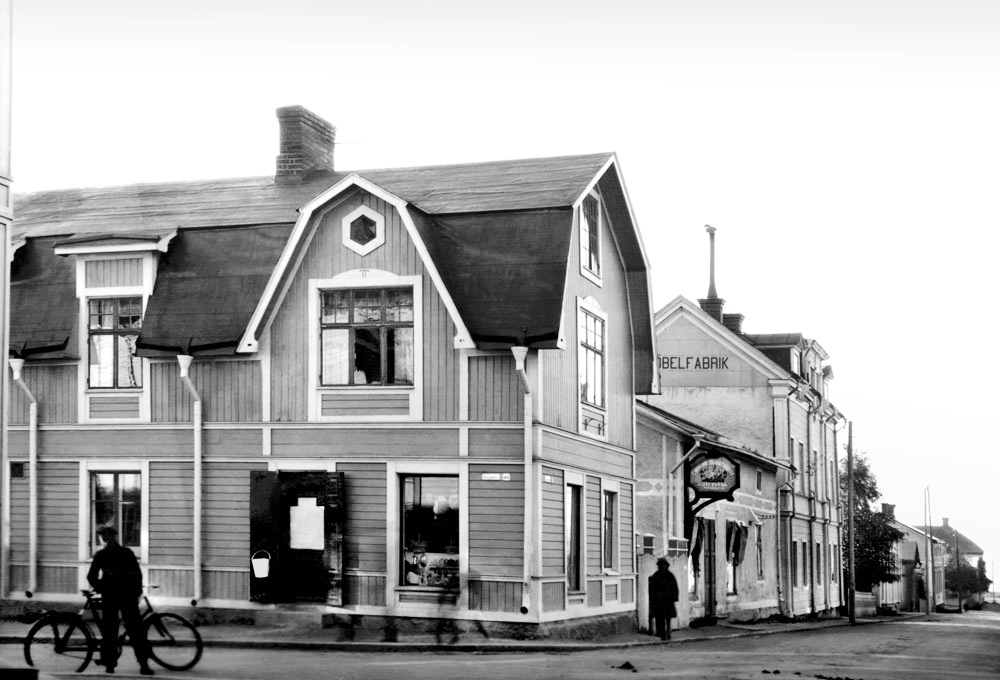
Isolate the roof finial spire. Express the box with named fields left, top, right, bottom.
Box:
left=705, top=224, right=718, bottom=299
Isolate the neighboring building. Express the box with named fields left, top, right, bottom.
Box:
left=635, top=401, right=787, bottom=625
left=0, top=0, right=12, bottom=599
left=3, top=106, right=657, bottom=636
left=917, top=518, right=984, bottom=571
left=643, top=228, right=845, bottom=619
left=880, top=513, right=946, bottom=612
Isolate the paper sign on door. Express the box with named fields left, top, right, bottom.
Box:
left=289, top=497, right=324, bottom=550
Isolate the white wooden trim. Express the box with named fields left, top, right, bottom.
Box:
left=576, top=296, right=609, bottom=443
left=238, top=174, right=474, bottom=353
left=341, top=204, right=385, bottom=256
left=54, top=231, right=175, bottom=256
left=79, top=460, right=150, bottom=564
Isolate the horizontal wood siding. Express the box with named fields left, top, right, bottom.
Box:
left=321, top=392, right=409, bottom=417
left=270, top=188, right=459, bottom=423
left=340, top=463, right=387, bottom=571
left=467, top=428, right=522, bottom=459
left=271, top=428, right=457, bottom=458
left=586, top=476, right=601, bottom=574
left=39, top=462, right=79, bottom=561
left=89, top=394, right=140, bottom=419
left=9, top=364, right=77, bottom=425
left=468, top=580, right=522, bottom=612
left=40, top=565, right=79, bottom=594
left=542, top=430, right=632, bottom=479
left=345, top=574, right=387, bottom=606
left=604, top=581, right=618, bottom=602
left=541, top=466, right=564, bottom=577
left=619, top=482, right=634, bottom=574
left=468, top=464, right=523, bottom=577
left=85, top=257, right=142, bottom=287
left=204, top=429, right=262, bottom=458
left=468, top=355, right=522, bottom=422
left=542, top=581, right=565, bottom=611
left=203, top=463, right=253, bottom=568
left=22, top=429, right=193, bottom=458
left=205, top=570, right=250, bottom=601
left=147, top=568, right=193, bottom=598
left=9, top=475, right=28, bottom=561
left=152, top=360, right=262, bottom=423
left=9, top=565, right=28, bottom=592
left=149, top=462, right=193, bottom=564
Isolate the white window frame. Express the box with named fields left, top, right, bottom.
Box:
left=79, top=460, right=150, bottom=564
left=577, top=296, right=608, bottom=442
left=307, top=270, right=423, bottom=422
left=601, top=479, right=620, bottom=574
left=578, top=190, right=603, bottom=286
left=75, top=252, right=156, bottom=423
left=342, top=204, right=386, bottom=257
left=565, top=470, right=585, bottom=593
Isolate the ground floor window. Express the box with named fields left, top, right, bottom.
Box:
left=91, top=470, right=141, bottom=551
left=792, top=540, right=799, bottom=587
left=725, top=521, right=747, bottom=595
left=755, top=525, right=765, bottom=580
left=401, top=475, right=459, bottom=588
left=566, top=484, right=583, bottom=591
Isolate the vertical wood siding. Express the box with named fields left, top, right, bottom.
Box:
left=149, top=462, right=193, bottom=564
left=468, top=580, right=522, bottom=612
left=39, top=566, right=78, bottom=594
left=620, top=577, right=634, bottom=604
left=619, top=482, right=634, bottom=573
left=541, top=202, right=636, bottom=449
left=152, top=360, right=262, bottom=422
left=39, top=462, right=79, bottom=561
left=9, top=364, right=77, bottom=425
left=203, top=463, right=253, bottom=567
left=269, top=189, right=459, bottom=423
left=147, top=568, right=193, bottom=598
left=340, top=462, right=387, bottom=571
left=468, top=355, right=522, bottom=422
left=468, top=464, right=523, bottom=577
left=205, top=570, right=250, bottom=601
left=89, top=394, right=141, bottom=419
left=542, top=581, right=565, bottom=611
left=85, top=258, right=143, bottom=287
left=541, top=466, right=565, bottom=577
left=345, top=574, right=387, bottom=606
left=587, top=580, right=602, bottom=607
left=586, top=476, right=601, bottom=573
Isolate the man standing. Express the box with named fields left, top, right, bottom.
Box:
left=87, top=526, right=154, bottom=675
left=648, top=556, right=680, bottom=641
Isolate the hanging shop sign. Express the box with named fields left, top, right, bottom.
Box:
left=683, top=450, right=741, bottom=541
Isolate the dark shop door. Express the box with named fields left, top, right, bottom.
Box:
left=704, top=520, right=717, bottom=616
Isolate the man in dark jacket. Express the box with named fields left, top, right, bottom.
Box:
left=87, top=526, right=154, bottom=675
left=648, top=556, right=680, bottom=641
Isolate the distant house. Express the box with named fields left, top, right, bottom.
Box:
left=4, top=106, right=657, bottom=636
left=917, top=518, right=985, bottom=571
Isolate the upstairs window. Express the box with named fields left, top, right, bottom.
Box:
left=88, top=297, right=143, bottom=389
left=320, top=287, right=414, bottom=386
left=579, top=193, right=602, bottom=282
left=579, top=309, right=605, bottom=409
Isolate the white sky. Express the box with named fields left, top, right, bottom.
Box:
left=10, top=1, right=1000, bottom=585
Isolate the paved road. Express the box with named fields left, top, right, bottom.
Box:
left=3, top=611, right=998, bottom=679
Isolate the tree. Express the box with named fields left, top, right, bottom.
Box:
left=977, top=558, right=993, bottom=594
left=840, top=452, right=904, bottom=591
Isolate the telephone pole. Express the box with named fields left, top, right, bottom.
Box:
left=847, top=421, right=855, bottom=624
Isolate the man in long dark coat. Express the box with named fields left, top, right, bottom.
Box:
left=648, top=556, right=680, bottom=641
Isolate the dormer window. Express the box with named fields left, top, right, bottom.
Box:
left=579, top=192, right=602, bottom=284
left=342, top=205, right=385, bottom=256
left=88, top=297, right=143, bottom=388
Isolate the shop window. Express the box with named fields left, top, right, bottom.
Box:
left=566, top=483, right=583, bottom=591
left=579, top=192, right=602, bottom=282
left=401, top=475, right=459, bottom=588
left=320, top=287, right=414, bottom=386
left=88, top=297, right=143, bottom=389
left=91, top=471, right=141, bottom=551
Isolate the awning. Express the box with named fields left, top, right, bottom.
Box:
left=9, top=237, right=77, bottom=358
left=136, top=224, right=291, bottom=356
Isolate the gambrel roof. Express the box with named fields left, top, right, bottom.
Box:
left=11, top=151, right=656, bottom=392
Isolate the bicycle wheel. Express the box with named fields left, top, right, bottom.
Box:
left=145, top=612, right=203, bottom=670
left=23, top=612, right=95, bottom=673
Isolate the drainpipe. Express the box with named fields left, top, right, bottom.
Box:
left=177, top=355, right=202, bottom=605
left=776, top=477, right=793, bottom=617
left=9, top=358, right=37, bottom=597
left=511, top=346, right=533, bottom=615
left=806, top=397, right=818, bottom=613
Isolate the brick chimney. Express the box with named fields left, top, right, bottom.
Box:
left=698, top=225, right=725, bottom=322
left=942, top=517, right=949, bottom=528
left=723, top=313, right=744, bottom=334
left=881, top=503, right=895, bottom=519
left=275, top=106, right=336, bottom=184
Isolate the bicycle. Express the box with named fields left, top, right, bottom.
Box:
left=23, top=585, right=204, bottom=674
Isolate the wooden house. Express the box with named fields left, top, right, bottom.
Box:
left=2, top=106, right=657, bottom=635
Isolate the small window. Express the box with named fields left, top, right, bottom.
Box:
left=756, top=470, right=762, bottom=491
left=91, top=471, right=142, bottom=550
left=602, top=490, right=617, bottom=570
left=401, top=475, right=459, bottom=588
left=88, top=297, right=143, bottom=389
left=342, top=205, right=385, bottom=255
left=579, top=193, right=601, bottom=281
left=320, top=287, right=414, bottom=386
left=10, top=462, right=25, bottom=479
left=566, top=484, right=583, bottom=591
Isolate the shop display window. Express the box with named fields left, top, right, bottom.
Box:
left=401, top=475, right=459, bottom=588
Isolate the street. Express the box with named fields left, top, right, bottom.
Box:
left=3, top=611, right=998, bottom=680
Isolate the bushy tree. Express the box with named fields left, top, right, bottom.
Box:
left=977, top=558, right=993, bottom=594
left=945, top=559, right=978, bottom=598
left=839, top=452, right=904, bottom=591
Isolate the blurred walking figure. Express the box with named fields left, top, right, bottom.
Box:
left=87, top=526, right=154, bottom=675
left=648, top=556, right=679, bottom=641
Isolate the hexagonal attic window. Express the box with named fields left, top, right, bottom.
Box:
left=342, top=205, right=385, bottom=256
